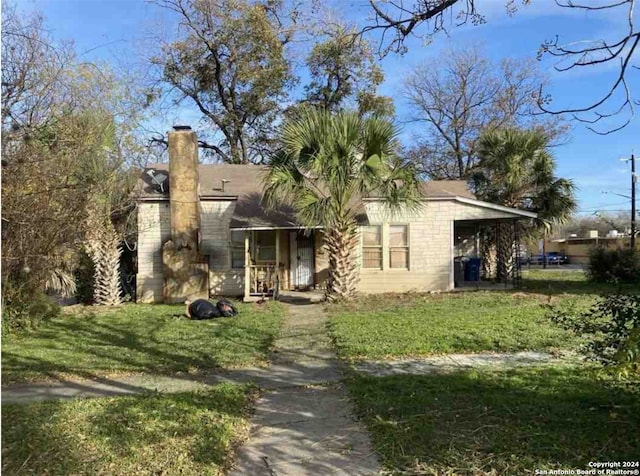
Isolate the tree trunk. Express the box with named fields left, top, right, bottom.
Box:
left=324, top=220, right=359, bottom=301
left=496, top=221, right=515, bottom=284
left=86, top=227, right=123, bottom=306
left=480, top=226, right=497, bottom=280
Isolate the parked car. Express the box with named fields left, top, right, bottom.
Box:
left=517, top=251, right=531, bottom=266
left=529, top=252, right=569, bottom=265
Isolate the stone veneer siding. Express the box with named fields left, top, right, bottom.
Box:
left=356, top=200, right=521, bottom=294
left=136, top=198, right=521, bottom=302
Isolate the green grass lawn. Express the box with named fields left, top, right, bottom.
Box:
left=328, top=292, right=586, bottom=360
left=521, top=268, right=637, bottom=295
left=1, top=383, right=254, bottom=475
left=348, top=367, right=640, bottom=475
left=2, top=301, right=283, bottom=384
left=334, top=270, right=640, bottom=474
left=328, top=270, right=629, bottom=360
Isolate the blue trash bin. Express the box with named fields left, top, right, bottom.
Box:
left=465, top=258, right=481, bottom=282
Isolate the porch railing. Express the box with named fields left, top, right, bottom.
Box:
left=248, top=265, right=283, bottom=297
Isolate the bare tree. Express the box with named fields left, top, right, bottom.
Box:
left=552, top=212, right=631, bottom=239
left=363, top=0, right=639, bottom=133
left=2, top=4, right=82, bottom=295
left=404, top=47, right=566, bottom=179
left=2, top=2, right=146, bottom=314
left=537, top=0, right=639, bottom=134
left=362, top=0, right=483, bottom=56
left=1, top=4, right=71, bottom=137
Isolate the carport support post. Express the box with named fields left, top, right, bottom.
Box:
left=542, top=230, right=548, bottom=269
left=244, top=231, right=251, bottom=299
left=275, top=230, right=280, bottom=288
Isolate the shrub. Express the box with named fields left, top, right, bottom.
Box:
left=585, top=247, right=640, bottom=284
left=2, top=280, right=61, bottom=333
left=74, top=249, right=95, bottom=304
left=550, top=294, right=640, bottom=375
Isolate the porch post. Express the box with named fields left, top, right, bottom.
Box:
left=244, top=231, right=250, bottom=299
left=275, top=230, right=281, bottom=297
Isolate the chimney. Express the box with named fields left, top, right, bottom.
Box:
left=168, top=126, right=200, bottom=250
left=162, top=126, right=209, bottom=303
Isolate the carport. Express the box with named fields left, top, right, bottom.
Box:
left=454, top=217, right=531, bottom=289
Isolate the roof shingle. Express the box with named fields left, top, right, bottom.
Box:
left=135, top=163, right=476, bottom=228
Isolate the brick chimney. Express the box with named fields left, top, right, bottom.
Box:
left=162, top=126, right=209, bottom=303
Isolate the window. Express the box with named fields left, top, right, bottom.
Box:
left=230, top=230, right=245, bottom=269
left=389, top=225, right=409, bottom=269
left=362, top=225, right=382, bottom=269
left=255, top=231, right=276, bottom=262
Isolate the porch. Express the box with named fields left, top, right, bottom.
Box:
left=232, top=228, right=325, bottom=301
left=453, top=219, right=524, bottom=289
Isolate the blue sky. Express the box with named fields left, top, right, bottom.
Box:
left=21, top=0, right=639, bottom=216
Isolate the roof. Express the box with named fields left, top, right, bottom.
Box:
left=135, top=163, right=532, bottom=227
left=419, top=181, right=475, bottom=199
left=136, top=163, right=268, bottom=199
left=229, top=192, right=301, bottom=229
left=453, top=196, right=538, bottom=219
left=135, top=163, right=476, bottom=200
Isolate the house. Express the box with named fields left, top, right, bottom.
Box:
left=135, top=127, right=537, bottom=303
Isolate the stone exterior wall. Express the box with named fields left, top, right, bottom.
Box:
left=136, top=197, right=524, bottom=302
left=137, top=199, right=244, bottom=302
left=357, top=200, right=523, bottom=294
left=314, top=230, right=329, bottom=288
left=200, top=200, right=245, bottom=296
left=137, top=202, right=171, bottom=303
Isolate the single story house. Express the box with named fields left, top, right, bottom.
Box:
left=135, top=127, right=537, bottom=303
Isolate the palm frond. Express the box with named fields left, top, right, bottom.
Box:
left=265, top=108, right=422, bottom=228
left=45, top=268, right=77, bottom=297
left=476, top=127, right=576, bottom=234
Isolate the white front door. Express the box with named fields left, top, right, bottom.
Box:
left=289, top=232, right=314, bottom=288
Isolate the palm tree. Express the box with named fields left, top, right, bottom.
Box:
left=264, top=108, right=422, bottom=301
left=473, top=128, right=577, bottom=272
left=80, top=114, right=125, bottom=306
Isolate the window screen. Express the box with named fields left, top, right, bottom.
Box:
left=230, top=230, right=245, bottom=268
left=389, top=225, right=409, bottom=269
left=256, top=231, right=276, bottom=262
left=362, top=225, right=382, bottom=269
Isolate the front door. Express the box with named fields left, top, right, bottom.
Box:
left=289, top=232, right=314, bottom=289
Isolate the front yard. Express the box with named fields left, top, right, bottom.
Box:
left=3, top=270, right=639, bottom=475
left=2, top=301, right=283, bottom=384
left=328, top=292, right=585, bottom=360
left=1, top=301, right=283, bottom=475
left=328, top=269, right=636, bottom=361
left=2, top=383, right=255, bottom=475
left=348, top=366, right=640, bottom=475
left=330, top=269, right=640, bottom=474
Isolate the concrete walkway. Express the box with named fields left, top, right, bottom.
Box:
left=353, top=351, right=573, bottom=377
left=2, top=349, right=570, bottom=404
left=229, top=303, right=381, bottom=475
left=1, top=302, right=573, bottom=475
left=0, top=360, right=341, bottom=404
left=2, top=303, right=382, bottom=475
